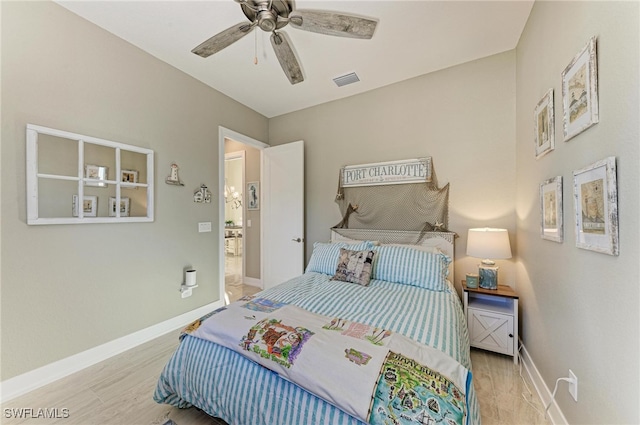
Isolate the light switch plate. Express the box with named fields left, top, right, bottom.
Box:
left=198, top=222, right=212, bottom=232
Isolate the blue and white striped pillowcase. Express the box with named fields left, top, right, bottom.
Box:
left=371, top=245, right=451, bottom=291
left=305, top=241, right=375, bottom=275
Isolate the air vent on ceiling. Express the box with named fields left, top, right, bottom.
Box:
left=333, top=72, right=360, bottom=87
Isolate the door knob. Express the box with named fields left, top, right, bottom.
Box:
left=292, top=238, right=303, bottom=243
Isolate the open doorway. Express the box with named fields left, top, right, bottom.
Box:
left=223, top=151, right=245, bottom=301
left=219, top=128, right=268, bottom=304
left=218, top=127, right=305, bottom=303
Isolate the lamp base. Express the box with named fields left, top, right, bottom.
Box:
left=478, top=264, right=499, bottom=290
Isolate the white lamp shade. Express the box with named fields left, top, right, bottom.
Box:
left=466, top=228, right=512, bottom=260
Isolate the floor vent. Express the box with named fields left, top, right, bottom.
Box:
left=333, top=72, right=360, bottom=87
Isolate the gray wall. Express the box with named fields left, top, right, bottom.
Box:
left=1, top=1, right=268, bottom=379
left=515, top=2, right=639, bottom=424
left=269, top=51, right=518, bottom=291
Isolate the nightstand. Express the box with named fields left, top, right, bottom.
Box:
left=462, top=281, right=519, bottom=364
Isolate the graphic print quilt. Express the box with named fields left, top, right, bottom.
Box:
left=184, top=297, right=472, bottom=425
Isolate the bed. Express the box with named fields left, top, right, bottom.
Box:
left=154, top=230, right=480, bottom=425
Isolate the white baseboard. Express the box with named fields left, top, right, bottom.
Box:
left=519, top=342, right=569, bottom=425
left=0, top=301, right=223, bottom=403
left=243, top=276, right=262, bottom=288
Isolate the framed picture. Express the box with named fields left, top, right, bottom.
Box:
left=72, top=195, right=97, bottom=217
left=121, top=169, right=138, bottom=188
left=85, top=164, right=109, bottom=187
left=247, top=182, right=260, bottom=210
left=562, top=36, right=598, bottom=141
left=109, top=197, right=130, bottom=217
left=540, top=176, right=563, bottom=242
left=573, top=157, right=618, bottom=255
left=534, top=89, right=555, bottom=159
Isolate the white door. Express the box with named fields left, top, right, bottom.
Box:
left=262, top=141, right=304, bottom=289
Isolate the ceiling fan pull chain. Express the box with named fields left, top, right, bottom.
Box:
left=254, top=29, right=258, bottom=65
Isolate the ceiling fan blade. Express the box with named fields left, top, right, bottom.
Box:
left=192, top=22, right=255, bottom=58
left=288, top=10, right=377, bottom=39
left=270, top=31, right=304, bottom=85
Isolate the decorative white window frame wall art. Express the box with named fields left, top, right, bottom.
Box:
left=26, top=124, right=154, bottom=224
left=534, top=89, right=555, bottom=159
left=540, top=176, right=563, bottom=243
left=573, top=157, right=618, bottom=255
left=562, top=36, right=599, bottom=142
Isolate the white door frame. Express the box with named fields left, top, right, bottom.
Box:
left=218, top=127, right=268, bottom=304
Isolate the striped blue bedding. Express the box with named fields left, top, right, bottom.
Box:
left=154, top=272, right=481, bottom=424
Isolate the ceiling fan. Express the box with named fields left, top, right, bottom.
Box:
left=191, top=0, right=378, bottom=85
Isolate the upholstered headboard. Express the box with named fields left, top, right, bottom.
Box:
left=330, top=228, right=455, bottom=279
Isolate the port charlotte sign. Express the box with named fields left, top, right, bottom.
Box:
left=341, top=158, right=432, bottom=187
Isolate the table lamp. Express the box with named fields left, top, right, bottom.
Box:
left=466, top=228, right=512, bottom=290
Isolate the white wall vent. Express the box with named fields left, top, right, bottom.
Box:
left=333, top=72, right=360, bottom=87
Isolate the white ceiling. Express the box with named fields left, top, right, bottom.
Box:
left=55, top=0, right=534, bottom=118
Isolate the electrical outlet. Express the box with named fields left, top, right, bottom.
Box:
left=198, top=222, right=212, bottom=232
left=568, top=369, right=578, bottom=401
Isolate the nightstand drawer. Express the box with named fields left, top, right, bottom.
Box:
left=468, top=308, right=514, bottom=355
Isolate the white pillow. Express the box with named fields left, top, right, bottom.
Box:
left=380, top=243, right=443, bottom=254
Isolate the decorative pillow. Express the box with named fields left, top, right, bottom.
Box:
left=371, top=245, right=451, bottom=291
left=305, top=241, right=374, bottom=275
left=330, top=248, right=376, bottom=286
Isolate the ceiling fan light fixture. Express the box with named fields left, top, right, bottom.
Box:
left=333, top=72, right=360, bottom=87
left=192, top=1, right=378, bottom=85
left=257, top=11, right=277, bottom=32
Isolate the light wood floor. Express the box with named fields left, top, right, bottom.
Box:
left=2, top=314, right=551, bottom=425
left=225, top=253, right=260, bottom=303
left=3, top=254, right=549, bottom=425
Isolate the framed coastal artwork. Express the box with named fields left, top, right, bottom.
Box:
left=121, top=169, right=138, bottom=188
left=534, top=89, right=555, bottom=158
left=573, top=157, right=618, bottom=255
left=109, top=197, right=130, bottom=217
left=562, top=36, right=598, bottom=141
left=84, top=164, right=109, bottom=187
left=540, top=176, right=563, bottom=242
left=72, top=195, right=97, bottom=217
left=247, top=182, right=260, bottom=210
